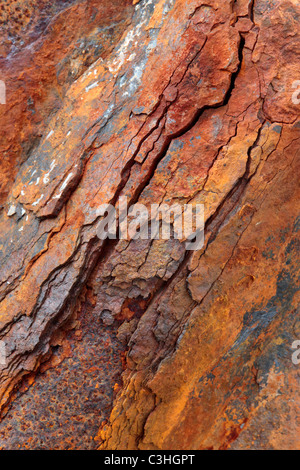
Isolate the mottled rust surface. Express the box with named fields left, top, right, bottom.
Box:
left=0, top=0, right=133, bottom=207
left=0, top=0, right=299, bottom=450
left=0, top=289, right=124, bottom=450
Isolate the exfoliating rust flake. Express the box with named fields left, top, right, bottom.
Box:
left=0, top=0, right=299, bottom=451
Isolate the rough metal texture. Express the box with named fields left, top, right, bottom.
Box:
left=0, top=0, right=299, bottom=450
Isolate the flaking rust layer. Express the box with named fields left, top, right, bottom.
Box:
left=0, top=0, right=299, bottom=450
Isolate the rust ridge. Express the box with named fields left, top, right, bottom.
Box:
left=0, top=0, right=299, bottom=450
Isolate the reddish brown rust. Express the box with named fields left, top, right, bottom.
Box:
left=0, top=0, right=299, bottom=450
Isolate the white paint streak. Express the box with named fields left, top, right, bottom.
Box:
left=46, top=130, right=54, bottom=141
left=43, top=160, right=56, bottom=185
left=32, top=194, right=44, bottom=207
left=52, top=172, right=74, bottom=200
left=7, top=205, right=16, bottom=217
left=85, top=82, right=98, bottom=92
left=60, top=173, right=74, bottom=192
